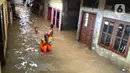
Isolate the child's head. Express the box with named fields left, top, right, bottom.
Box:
left=44, top=33, right=49, bottom=41
left=50, top=24, right=54, bottom=29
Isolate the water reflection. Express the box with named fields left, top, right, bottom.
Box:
left=13, top=6, right=41, bottom=73
left=16, top=6, right=32, bottom=35
left=4, top=4, right=57, bottom=73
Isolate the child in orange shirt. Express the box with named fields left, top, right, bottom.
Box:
left=40, top=33, right=51, bottom=52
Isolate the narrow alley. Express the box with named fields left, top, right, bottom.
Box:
left=1, top=5, right=129, bottom=73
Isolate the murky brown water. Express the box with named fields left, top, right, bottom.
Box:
left=2, top=5, right=57, bottom=73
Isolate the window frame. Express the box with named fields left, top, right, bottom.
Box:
left=98, top=17, right=130, bottom=57
left=82, top=0, right=99, bottom=8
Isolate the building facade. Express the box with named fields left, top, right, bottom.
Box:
left=44, top=0, right=63, bottom=30
left=77, top=0, right=130, bottom=71
left=44, top=0, right=80, bottom=30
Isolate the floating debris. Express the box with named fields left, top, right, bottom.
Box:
left=21, top=61, right=27, bottom=66
left=120, top=68, right=126, bottom=72
left=29, top=63, right=38, bottom=67
left=17, top=57, right=24, bottom=60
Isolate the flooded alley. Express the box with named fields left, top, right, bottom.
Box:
left=2, top=5, right=129, bottom=73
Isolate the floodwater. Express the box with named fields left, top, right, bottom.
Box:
left=2, top=5, right=129, bottom=73
left=2, top=6, right=56, bottom=73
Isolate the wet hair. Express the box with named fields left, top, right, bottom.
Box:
left=50, top=24, right=54, bottom=28
left=44, top=33, right=49, bottom=38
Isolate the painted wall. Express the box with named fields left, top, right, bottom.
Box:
left=0, top=0, right=4, bottom=5
left=3, top=0, right=8, bottom=53
left=44, top=0, right=62, bottom=19
left=0, top=0, right=9, bottom=63
left=7, top=1, right=13, bottom=26
left=77, top=0, right=130, bottom=71
left=49, top=0, right=63, bottom=10
left=44, top=0, right=49, bottom=20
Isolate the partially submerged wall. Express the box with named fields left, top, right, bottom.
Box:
left=0, top=0, right=9, bottom=65
left=77, top=0, right=130, bottom=71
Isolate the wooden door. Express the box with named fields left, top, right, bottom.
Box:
left=79, top=12, right=87, bottom=44
left=80, top=12, right=96, bottom=49
left=47, top=7, right=52, bottom=21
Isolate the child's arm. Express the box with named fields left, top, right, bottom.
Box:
left=48, top=39, right=51, bottom=45
left=41, top=39, right=47, bottom=45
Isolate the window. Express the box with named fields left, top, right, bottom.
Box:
left=99, top=18, right=130, bottom=57
left=100, top=21, right=114, bottom=47
left=114, top=24, right=130, bottom=54
left=68, top=0, right=81, bottom=11
left=83, top=0, right=99, bottom=8
left=105, top=0, right=130, bottom=13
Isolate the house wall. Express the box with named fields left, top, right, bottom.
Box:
left=0, top=0, right=9, bottom=63
left=44, top=0, right=63, bottom=30
left=7, top=1, right=13, bottom=26
left=44, top=0, right=49, bottom=20
left=49, top=0, right=63, bottom=10
left=77, top=0, right=130, bottom=71
left=45, top=0, right=81, bottom=30
left=44, top=0, right=62, bottom=21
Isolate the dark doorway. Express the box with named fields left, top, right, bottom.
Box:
left=79, top=12, right=96, bottom=49
left=47, top=7, right=52, bottom=21
left=56, top=10, right=60, bottom=28
left=53, top=9, right=56, bottom=24
left=0, top=5, right=5, bottom=65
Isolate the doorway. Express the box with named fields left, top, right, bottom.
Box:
left=79, top=12, right=96, bottom=49
left=47, top=7, right=52, bottom=21
left=52, top=9, right=56, bottom=25
left=51, top=8, right=61, bottom=29
left=56, top=10, right=60, bottom=28
left=0, top=5, right=5, bottom=65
